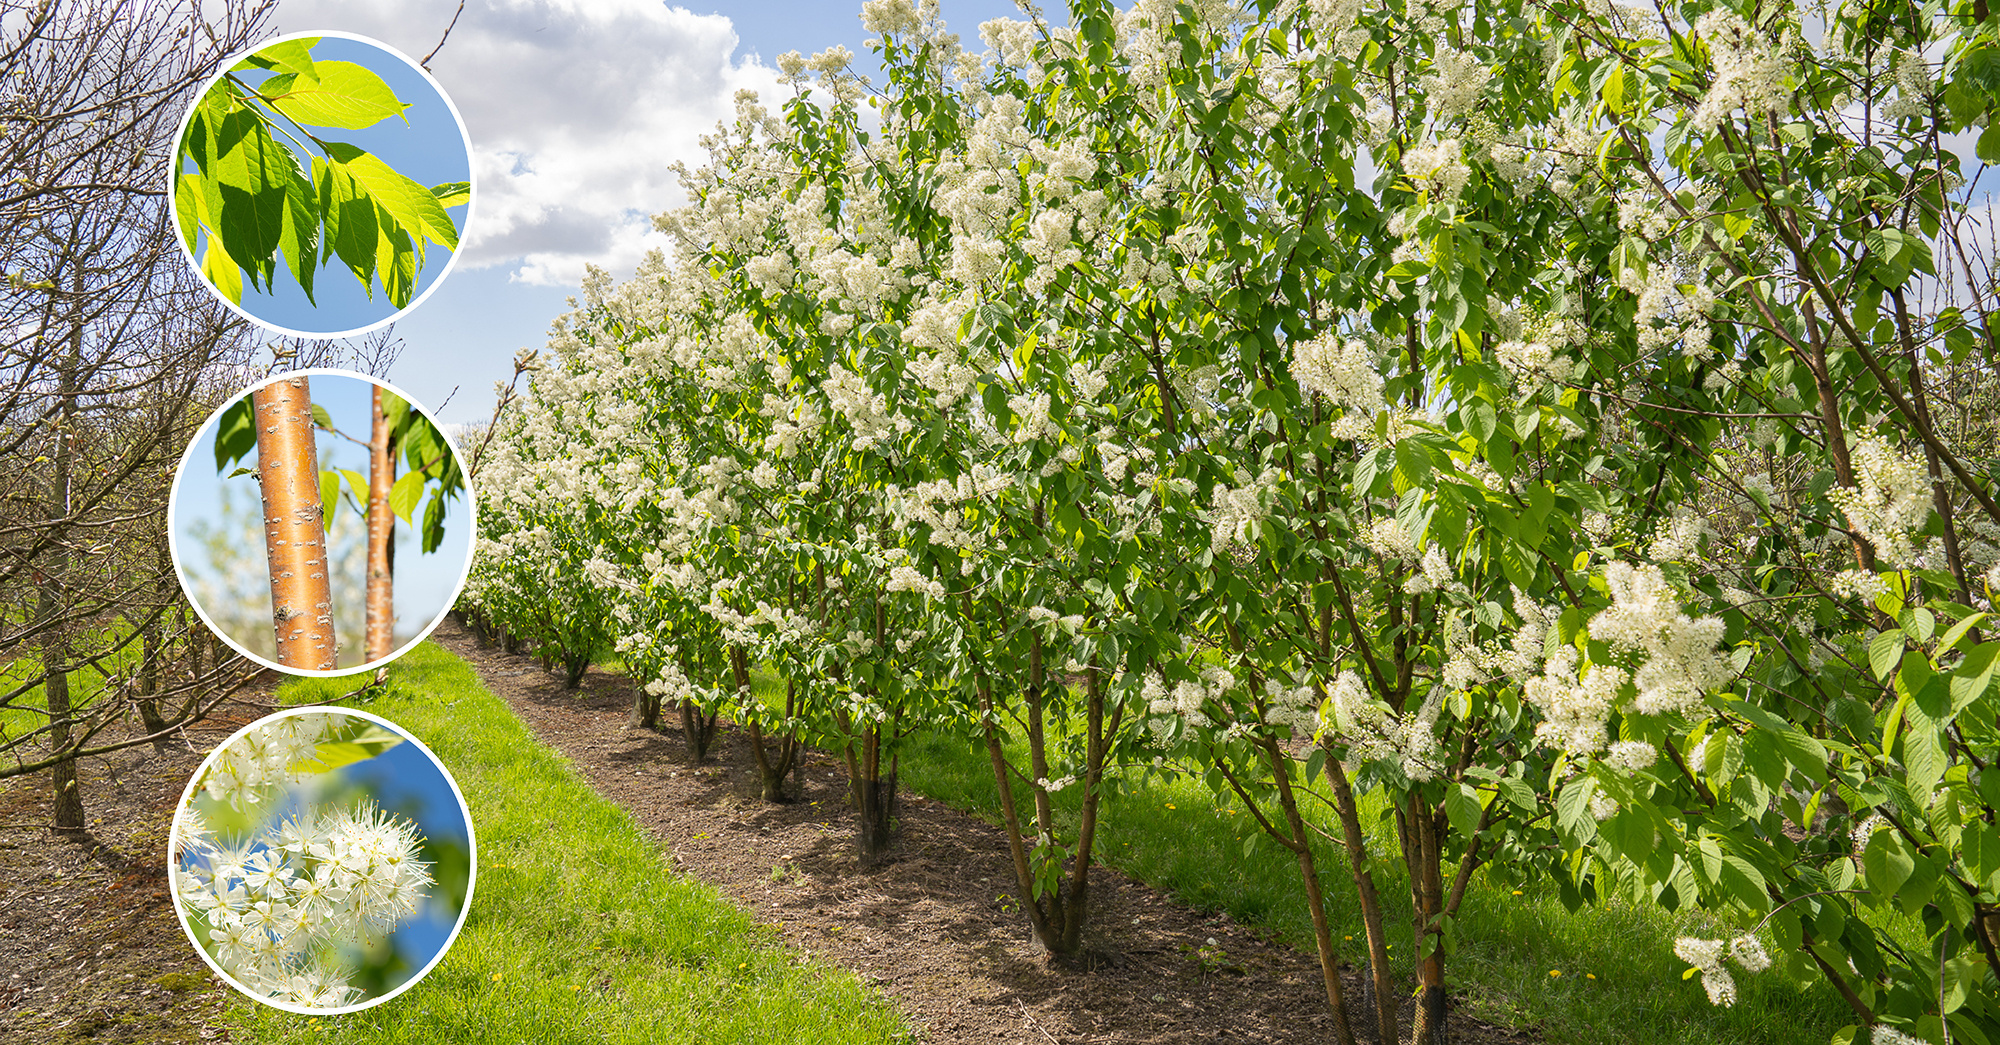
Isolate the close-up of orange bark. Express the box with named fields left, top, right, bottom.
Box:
left=365, top=384, right=396, bottom=663
left=250, top=376, right=336, bottom=670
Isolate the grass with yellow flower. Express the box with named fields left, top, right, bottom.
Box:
left=875, top=675, right=1845, bottom=1045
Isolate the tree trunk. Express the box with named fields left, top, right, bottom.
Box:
left=41, top=317, right=83, bottom=830
left=843, top=707, right=898, bottom=867
left=731, top=647, right=791, bottom=789
left=1322, top=744, right=1399, bottom=1045
left=251, top=377, right=337, bottom=670
left=853, top=750, right=897, bottom=867
left=136, top=540, right=172, bottom=753
left=630, top=684, right=661, bottom=730
left=1263, top=735, right=1358, bottom=1045
left=1402, top=796, right=1450, bottom=1045
left=364, top=383, right=396, bottom=663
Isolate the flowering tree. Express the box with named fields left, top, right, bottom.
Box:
left=468, top=0, right=2000, bottom=1040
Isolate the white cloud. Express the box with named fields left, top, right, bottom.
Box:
left=275, top=0, right=781, bottom=286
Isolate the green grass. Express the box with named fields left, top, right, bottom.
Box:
left=872, top=692, right=1848, bottom=1045
left=228, top=642, right=909, bottom=1045
left=1, top=621, right=146, bottom=744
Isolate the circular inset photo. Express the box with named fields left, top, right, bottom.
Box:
left=169, top=369, right=475, bottom=674
left=168, top=707, right=475, bottom=1013
left=169, top=31, right=473, bottom=337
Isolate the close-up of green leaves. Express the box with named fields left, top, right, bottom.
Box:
left=174, top=36, right=469, bottom=311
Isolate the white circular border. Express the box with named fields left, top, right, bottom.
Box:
left=166, top=705, right=480, bottom=1016
left=166, top=367, right=480, bottom=678
left=164, top=30, right=477, bottom=340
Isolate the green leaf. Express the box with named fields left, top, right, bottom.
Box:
left=1951, top=642, right=2000, bottom=713
left=1393, top=439, right=1431, bottom=492
left=316, top=156, right=378, bottom=294
left=1465, top=400, right=1496, bottom=444
left=1939, top=612, right=1987, bottom=654
left=322, top=140, right=459, bottom=252
left=289, top=725, right=404, bottom=774
left=1445, top=782, right=1483, bottom=840
left=234, top=38, right=321, bottom=83
left=320, top=469, right=340, bottom=523
left=266, top=60, right=407, bottom=130
left=1903, top=720, right=1946, bottom=796
left=389, top=468, right=425, bottom=524
left=310, top=403, right=334, bottom=430
left=1556, top=778, right=1597, bottom=842
left=340, top=468, right=371, bottom=514
left=173, top=173, right=202, bottom=255
left=276, top=167, right=319, bottom=305
left=200, top=241, right=243, bottom=305
left=210, top=109, right=295, bottom=291
left=1862, top=830, right=1915, bottom=902
left=1942, top=955, right=1984, bottom=1013
left=212, top=397, right=256, bottom=473
left=422, top=489, right=448, bottom=554
left=1870, top=628, right=1905, bottom=681
left=431, top=180, right=471, bottom=209
left=373, top=199, right=419, bottom=308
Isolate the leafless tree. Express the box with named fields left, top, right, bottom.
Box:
left=0, top=0, right=282, bottom=830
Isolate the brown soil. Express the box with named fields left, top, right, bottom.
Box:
left=434, top=617, right=1540, bottom=1045
left=0, top=698, right=278, bottom=1045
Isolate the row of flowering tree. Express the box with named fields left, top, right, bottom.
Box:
left=463, top=0, right=2000, bottom=1042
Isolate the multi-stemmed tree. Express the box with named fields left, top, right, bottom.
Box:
left=472, top=0, right=2000, bottom=1040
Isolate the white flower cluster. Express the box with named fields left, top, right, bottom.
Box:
left=1647, top=507, right=1706, bottom=563
left=1591, top=562, right=1733, bottom=716
left=1204, top=466, right=1283, bottom=563
left=199, top=713, right=338, bottom=809
left=1881, top=48, right=1932, bottom=121
left=1523, top=643, right=1629, bottom=754
left=822, top=364, right=911, bottom=453
left=1690, top=11, right=1791, bottom=135
left=1260, top=678, right=1320, bottom=737
left=1829, top=568, right=1889, bottom=602
left=886, top=563, right=947, bottom=601
left=1673, top=933, right=1771, bottom=1007
left=174, top=720, right=433, bottom=1010
left=1403, top=137, right=1472, bottom=199
left=1828, top=435, right=1932, bottom=567
left=1426, top=48, right=1492, bottom=123
left=1290, top=332, right=1385, bottom=439
left=1495, top=338, right=1561, bottom=395
left=1321, top=670, right=1442, bottom=781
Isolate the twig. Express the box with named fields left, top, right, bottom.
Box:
left=1018, top=1000, right=1060, bottom=1045
left=421, top=0, right=467, bottom=70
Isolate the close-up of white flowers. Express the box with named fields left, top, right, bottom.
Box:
left=170, top=712, right=442, bottom=1010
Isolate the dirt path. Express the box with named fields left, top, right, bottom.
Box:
left=0, top=704, right=276, bottom=1045
left=433, top=617, right=1537, bottom=1045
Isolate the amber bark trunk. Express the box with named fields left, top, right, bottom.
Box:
left=364, top=384, right=395, bottom=663
left=1401, top=797, right=1450, bottom=1045
left=252, top=378, right=337, bottom=670
left=1321, top=745, right=1399, bottom=1044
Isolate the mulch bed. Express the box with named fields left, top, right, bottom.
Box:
left=0, top=698, right=279, bottom=1045
left=433, top=616, right=1540, bottom=1045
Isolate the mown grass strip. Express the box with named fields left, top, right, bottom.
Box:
left=229, top=641, right=909, bottom=1045
left=887, top=713, right=1846, bottom=1045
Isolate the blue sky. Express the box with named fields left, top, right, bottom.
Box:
left=270, top=0, right=1032, bottom=424
left=172, top=372, right=473, bottom=669
left=341, top=725, right=474, bottom=982
left=189, top=34, right=473, bottom=336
